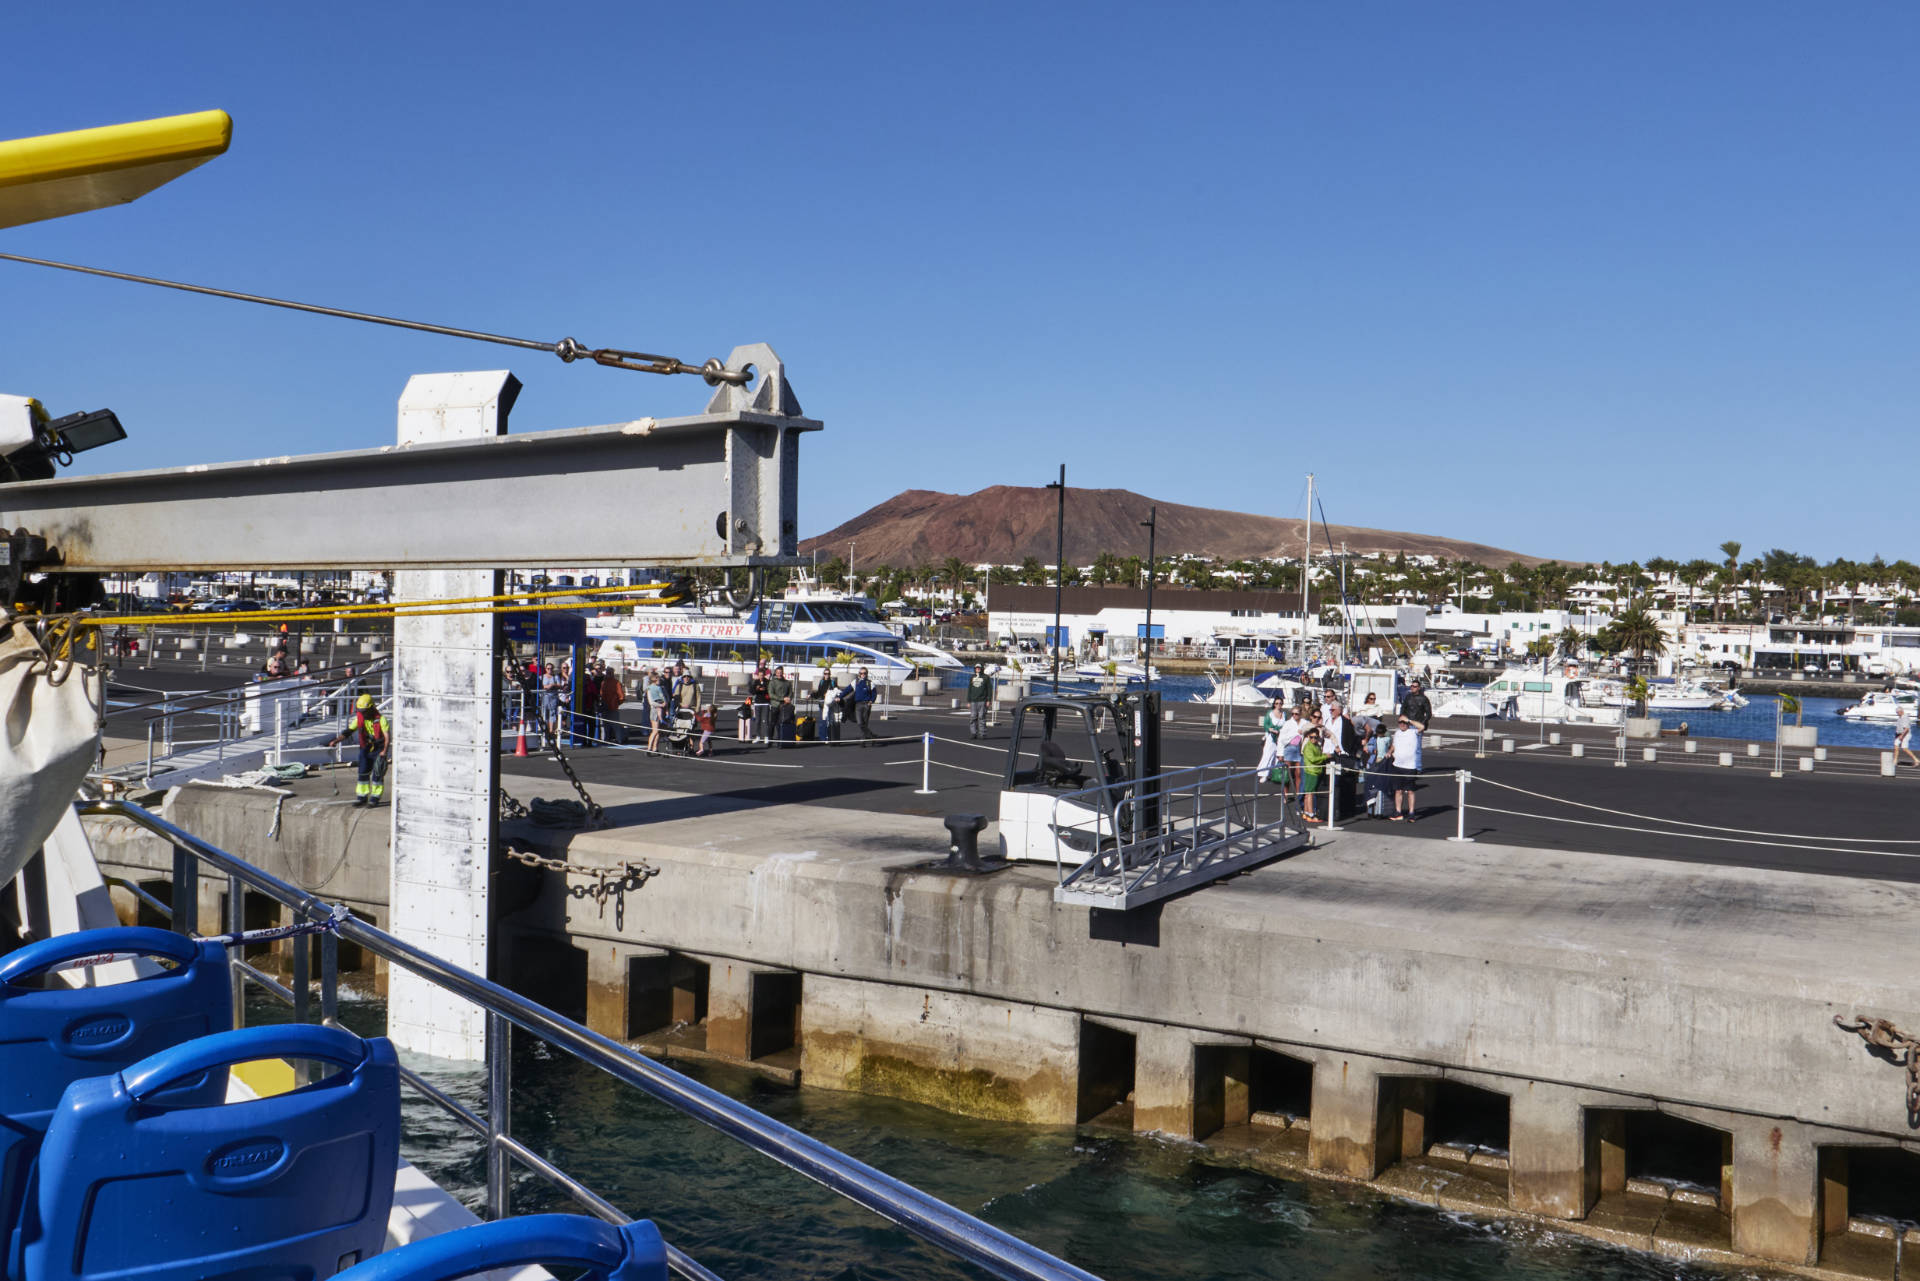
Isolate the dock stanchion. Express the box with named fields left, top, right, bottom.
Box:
left=1446, top=770, right=1474, bottom=842
left=914, top=732, right=936, bottom=795
left=1570, top=742, right=1585, bottom=758
left=1475, top=703, right=1486, bottom=758
left=1884, top=751, right=1897, bottom=777
left=1615, top=731, right=1627, bottom=768
left=1324, top=762, right=1340, bottom=833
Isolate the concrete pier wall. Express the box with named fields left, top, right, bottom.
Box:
left=82, top=782, right=1920, bottom=1277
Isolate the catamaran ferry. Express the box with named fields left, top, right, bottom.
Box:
left=589, top=591, right=964, bottom=687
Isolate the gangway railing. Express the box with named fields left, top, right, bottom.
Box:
left=77, top=798, right=1101, bottom=1281
left=102, top=661, right=389, bottom=785
left=1049, top=762, right=1307, bottom=910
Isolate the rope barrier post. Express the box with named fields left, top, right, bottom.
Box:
left=1324, top=761, right=1340, bottom=832
left=914, top=732, right=937, bottom=795
left=1446, top=769, right=1475, bottom=842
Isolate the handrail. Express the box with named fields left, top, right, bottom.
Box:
left=77, top=798, right=1100, bottom=1281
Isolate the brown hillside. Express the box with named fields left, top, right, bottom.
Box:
left=799, top=486, right=1549, bottom=567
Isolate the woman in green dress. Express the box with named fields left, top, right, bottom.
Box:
left=1299, top=725, right=1330, bottom=823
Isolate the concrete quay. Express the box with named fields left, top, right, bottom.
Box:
left=81, top=755, right=1920, bottom=1277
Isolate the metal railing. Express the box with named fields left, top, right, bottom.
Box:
left=115, top=663, right=388, bottom=784
left=1048, top=762, right=1304, bottom=909
left=76, top=798, right=1100, bottom=1281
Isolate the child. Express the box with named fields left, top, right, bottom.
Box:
left=695, top=704, right=716, bottom=757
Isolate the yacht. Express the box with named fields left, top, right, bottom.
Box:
left=1073, top=660, right=1147, bottom=681
left=1195, top=672, right=1312, bottom=707
left=1478, top=669, right=1624, bottom=725
left=1587, top=678, right=1736, bottom=712
left=1838, top=689, right=1920, bottom=723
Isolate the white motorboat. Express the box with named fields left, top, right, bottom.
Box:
left=1587, top=679, right=1733, bottom=712
left=1429, top=688, right=1517, bottom=720
left=1194, top=673, right=1312, bottom=707
left=1838, top=689, right=1920, bottom=723
left=1073, top=660, right=1147, bottom=681
left=1479, top=669, right=1625, bottom=726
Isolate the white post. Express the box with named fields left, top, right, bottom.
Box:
left=1323, top=761, right=1340, bottom=832
left=1446, top=769, right=1474, bottom=842
left=387, top=370, right=518, bottom=1062
left=914, top=731, right=936, bottom=795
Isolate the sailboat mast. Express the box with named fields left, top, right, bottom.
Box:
left=1300, top=472, right=1314, bottom=654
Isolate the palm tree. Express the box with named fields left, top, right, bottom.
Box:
left=1610, top=606, right=1667, bottom=713
left=1714, top=542, right=1741, bottom=621
left=1677, top=559, right=1714, bottom=623
left=1554, top=624, right=1586, bottom=661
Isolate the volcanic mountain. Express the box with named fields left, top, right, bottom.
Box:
left=799, top=487, right=1545, bottom=568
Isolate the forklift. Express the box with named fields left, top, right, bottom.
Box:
left=997, top=689, right=1161, bottom=863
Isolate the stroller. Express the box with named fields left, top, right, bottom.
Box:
left=660, top=707, right=699, bottom=754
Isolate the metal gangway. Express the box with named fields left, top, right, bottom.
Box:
left=1049, top=762, right=1309, bottom=910
left=79, top=798, right=1099, bottom=1281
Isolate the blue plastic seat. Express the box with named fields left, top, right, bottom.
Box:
left=338, top=1215, right=666, bottom=1281
left=0, top=928, right=232, bottom=1247
left=18, top=1022, right=400, bottom=1281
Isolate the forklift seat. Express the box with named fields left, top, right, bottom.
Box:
left=1038, top=739, right=1085, bottom=788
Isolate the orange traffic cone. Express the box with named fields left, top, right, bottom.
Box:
left=514, top=725, right=527, bottom=757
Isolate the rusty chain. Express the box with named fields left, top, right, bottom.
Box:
left=500, top=637, right=608, bottom=829
left=503, top=845, right=656, bottom=928
left=1834, top=1015, right=1920, bottom=1124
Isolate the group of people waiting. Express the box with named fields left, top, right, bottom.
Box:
left=739, top=664, right=879, bottom=746
left=1257, top=679, right=1433, bottom=823
left=522, top=656, right=702, bottom=752
left=516, top=655, right=884, bottom=758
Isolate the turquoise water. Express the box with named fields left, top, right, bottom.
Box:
left=307, top=997, right=1768, bottom=1281
left=944, top=671, right=1897, bottom=750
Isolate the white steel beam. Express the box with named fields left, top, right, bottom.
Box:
left=0, top=346, right=817, bottom=572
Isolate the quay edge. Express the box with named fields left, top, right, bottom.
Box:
left=82, top=780, right=1920, bottom=1277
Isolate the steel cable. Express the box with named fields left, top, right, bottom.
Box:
left=0, top=251, right=748, bottom=383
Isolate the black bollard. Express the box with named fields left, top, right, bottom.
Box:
left=943, top=814, right=987, bottom=872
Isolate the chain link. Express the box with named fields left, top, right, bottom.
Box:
left=503, top=845, right=657, bottom=928
left=500, top=637, right=608, bottom=829
left=1834, top=1015, right=1920, bottom=1123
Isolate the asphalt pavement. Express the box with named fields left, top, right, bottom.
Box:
left=500, top=696, right=1920, bottom=884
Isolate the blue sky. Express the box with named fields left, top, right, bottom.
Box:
left=3, top=4, right=1913, bottom=565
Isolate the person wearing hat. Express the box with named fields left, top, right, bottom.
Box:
left=326, top=692, right=392, bottom=806
left=966, top=663, right=992, bottom=739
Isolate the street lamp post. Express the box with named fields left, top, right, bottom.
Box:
left=1141, top=505, right=1157, bottom=690
left=1047, top=465, right=1065, bottom=694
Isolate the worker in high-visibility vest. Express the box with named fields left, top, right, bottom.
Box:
left=327, top=693, right=391, bottom=806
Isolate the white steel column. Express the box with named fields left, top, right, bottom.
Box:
left=387, top=371, right=519, bottom=1060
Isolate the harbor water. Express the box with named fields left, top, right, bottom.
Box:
left=301, top=997, right=1771, bottom=1281
left=977, top=670, right=1899, bottom=750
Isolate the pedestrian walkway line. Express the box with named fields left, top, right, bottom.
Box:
left=1471, top=775, right=1920, bottom=844
left=1464, top=802, right=1919, bottom=861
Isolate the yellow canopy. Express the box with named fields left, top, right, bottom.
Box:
left=0, top=110, right=231, bottom=231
